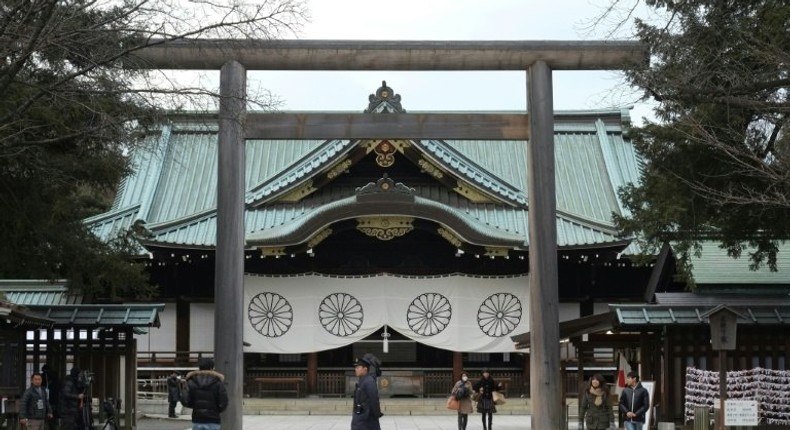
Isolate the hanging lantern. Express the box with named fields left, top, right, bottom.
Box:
left=382, top=325, right=391, bottom=353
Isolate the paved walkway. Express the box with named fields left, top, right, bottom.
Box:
left=137, top=414, right=583, bottom=430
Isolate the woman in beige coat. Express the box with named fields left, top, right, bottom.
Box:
left=451, top=371, right=474, bottom=430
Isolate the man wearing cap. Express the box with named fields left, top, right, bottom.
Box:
left=351, top=356, right=382, bottom=430
left=183, top=358, right=228, bottom=430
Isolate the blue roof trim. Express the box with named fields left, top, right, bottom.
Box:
left=415, top=139, right=528, bottom=207
left=245, top=139, right=354, bottom=206
left=246, top=194, right=526, bottom=247
left=83, top=204, right=141, bottom=243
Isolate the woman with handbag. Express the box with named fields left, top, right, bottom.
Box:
left=473, top=368, right=502, bottom=430
left=579, top=374, right=615, bottom=430
left=451, top=372, right=474, bottom=430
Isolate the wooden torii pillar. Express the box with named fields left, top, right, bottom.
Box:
left=131, top=39, right=646, bottom=430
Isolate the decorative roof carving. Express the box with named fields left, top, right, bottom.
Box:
left=356, top=174, right=416, bottom=201
left=364, top=80, right=405, bottom=113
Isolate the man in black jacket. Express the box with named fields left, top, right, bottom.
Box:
left=59, top=367, right=86, bottom=430
left=618, top=371, right=650, bottom=430
left=166, top=371, right=181, bottom=418
left=183, top=357, right=228, bottom=430
left=19, top=372, right=53, bottom=430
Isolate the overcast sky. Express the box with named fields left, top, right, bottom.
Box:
left=178, top=0, right=658, bottom=124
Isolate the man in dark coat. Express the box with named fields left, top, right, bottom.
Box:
left=166, top=371, right=181, bottom=418
left=40, top=364, right=60, bottom=420
left=618, top=371, right=650, bottom=430
left=182, top=357, right=228, bottom=430
left=59, top=367, right=86, bottom=430
left=351, top=355, right=382, bottom=430
left=19, top=372, right=53, bottom=430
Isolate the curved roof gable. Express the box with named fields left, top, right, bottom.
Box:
left=244, top=81, right=526, bottom=209
left=86, top=82, right=640, bottom=254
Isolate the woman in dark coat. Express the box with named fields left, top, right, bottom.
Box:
left=580, top=373, right=615, bottom=429
left=472, top=368, right=501, bottom=430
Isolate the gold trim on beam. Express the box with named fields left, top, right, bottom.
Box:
left=360, top=139, right=411, bottom=153
left=418, top=158, right=445, bottom=180
left=327, top=158, right=353, bottom=179
left=437, top=227, right=463, bottom=248
left=484, top=247, right=510, bottom=257
left=278, top=180, right=317, bottom=202
left=307, top=228, right=333, bottom=248
left=260, top=247, right=287, bottom=257
left=454, top=182, right=496, bottom=203
left=357, top=216, right=414, bottom=241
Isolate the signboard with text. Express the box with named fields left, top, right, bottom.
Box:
left=725, top=399, right=759, bottom=426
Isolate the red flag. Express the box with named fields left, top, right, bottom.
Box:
left=616, top=352, right=631, bottom=394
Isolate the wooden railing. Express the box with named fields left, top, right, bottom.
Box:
left=136, top=355, right=536, bottom=399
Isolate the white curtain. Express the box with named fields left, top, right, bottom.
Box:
left=243, top=273, right=530, bottom=353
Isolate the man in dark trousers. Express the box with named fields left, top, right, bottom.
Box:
left=40, top=364, right=59, bottom=421
left=166, top=371, right=181, bottom=418
left=19, top=372, right=53, bottom=430
left=183, top=358, right=228, bottom=430
left=59, top=367, right=86, bottom=430
left=351, top=354, right=382, bottom=430
left=618, top=371, right=650, bottom=430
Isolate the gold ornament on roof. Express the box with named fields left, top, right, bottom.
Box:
left=357, top=216, right=414, bottom=241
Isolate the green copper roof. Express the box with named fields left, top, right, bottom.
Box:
left=681, top=242, right=790, bottom=285
left=0, top=280, right=83, bottom=305
left=25, top=304, right=165, bottom=328
left=86, top=83, right=641, bottom=254
left=611, top=303, right=790, bottom=327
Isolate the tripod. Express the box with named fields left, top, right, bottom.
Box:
left=101, top=413, right=119, bottom=430
left=101, top=398, right=120, bottom=430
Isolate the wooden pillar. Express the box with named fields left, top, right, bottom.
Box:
left=526, top=60, right=561, bottom=430
left=453, top=351, right=463, bottom=382
left=176, top=299, right=190, bottom=365
left=214, top=59, right=247, bottom=430
left=124, top=333, right=136, bottom=430
left=307, top=353, right=318, bottom=395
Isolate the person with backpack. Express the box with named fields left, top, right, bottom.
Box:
left=451, top=371, right=474, bottom=430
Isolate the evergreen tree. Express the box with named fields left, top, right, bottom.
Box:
left=614, top=0, right=790, bottom=282
left=0, top=0, right=306, bottom=299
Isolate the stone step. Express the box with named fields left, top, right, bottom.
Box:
left=140, top=397, right=544, bottom=417
left=238, top=397, right=533, bottom=416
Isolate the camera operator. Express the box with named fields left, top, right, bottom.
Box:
left=59, top=367, right=86, bottom=430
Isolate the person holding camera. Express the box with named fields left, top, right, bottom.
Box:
left=59, top=367, right=86, bottom=430
left=351, top=355, right=382, bottom=430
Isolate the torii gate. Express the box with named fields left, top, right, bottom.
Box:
left=133, top=39, right=647, bottom=429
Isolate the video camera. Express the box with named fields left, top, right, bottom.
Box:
left=78, top=369, right=94, bottom=386
left=103, top=398, right=119, bottom=418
